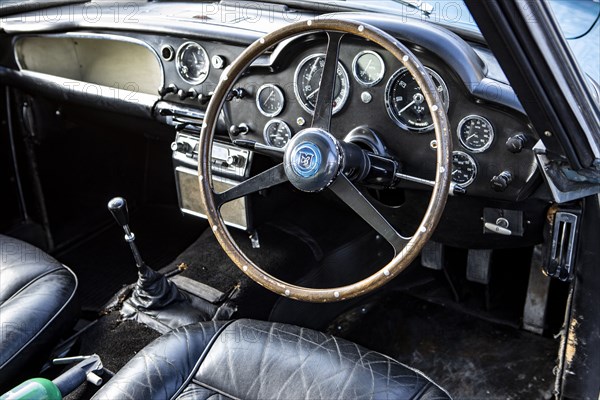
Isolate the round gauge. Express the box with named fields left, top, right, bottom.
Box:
left=451, top=151, right=477, bottom=187
left=176, top=42, right=210, bottom=84
left=457, top=115, right=494, bottom=152
left=385, top=67, right=449, bottom=133
left=256, top=84, right=285, bottom=117
left=264, top=119, right=292, bottom=148
left=294, top=54, right=350, bottom=115
left=352, top=50, right=385, bottom=87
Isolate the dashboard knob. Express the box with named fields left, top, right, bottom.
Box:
left=197, top=93, right=212, bottom=105
left=490, top=171, right=513, bottom=192
left=226, top=155, right=243, bottom=167
left=229, top=123, right=250, bottom=136
left=158, top=84, right=178, bottom=96
left=211, top=55, right=226, bottom=69
left=171, top=141, right=191, bottom=153
left=186, top=88, right=198, bottom=100
left=226, top=88, right=248, bottom=101
left=178, top=88, right=197, bottom=100
left=506, top=134, right=527, bottom=153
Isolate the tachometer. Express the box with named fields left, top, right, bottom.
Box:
left=457, top=115, right=494, bottom=153
left=451, top=151, right=477, bottom=187
left=264, top=119, right=292, bottom=148
left=176, top=42, right=210, bottom=84
left=294, top=54, right=350, bottom=115
left=385, top=67, right=449, bottom=132
left=256, top=84, right=285, bottom=117
left=352, top=50, right=385, bottom=87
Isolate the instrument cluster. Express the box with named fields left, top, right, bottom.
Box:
left=249, top=48, right=504, bottom=191
left=221, top=35, right=536, bottom=202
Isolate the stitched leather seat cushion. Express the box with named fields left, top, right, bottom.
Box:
left=93, top=319, right=451, bottom=399
left=0, top=235, right=79, bottom=388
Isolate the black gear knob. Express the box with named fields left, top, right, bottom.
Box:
left=108, top=197, right=129, bottom=227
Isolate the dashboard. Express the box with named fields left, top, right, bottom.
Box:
left=0, top=1, right=550, bottom=248
left=223, top=34, right=539, bottom=201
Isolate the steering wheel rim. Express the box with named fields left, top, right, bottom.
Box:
left=199, top=18, right=452, bottom=303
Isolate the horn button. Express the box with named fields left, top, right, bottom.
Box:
left=284, top=128, right=342, bottom=192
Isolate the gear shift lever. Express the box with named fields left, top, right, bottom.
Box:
left=108, top=198, right=144, bottom=267
left=107, top=197, right=129, bottom=227
left=107, top=197, right=184, bottom=310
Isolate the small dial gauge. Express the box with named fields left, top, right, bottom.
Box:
left=264, top=119, right=292, bottom=148
left=294, top=54, right=350, bottom=115
left=457, top=115, right=494, bottom=153
left=176, top=42, right=210, bottom=84
left=451, top=151, right=477, bottom=187
left=256, top=84, right=285, bottom=117
left=353, top=50, right=386, bottom=87
left=385, top=67, right=449, bottom=133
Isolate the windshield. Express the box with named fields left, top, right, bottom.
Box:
left=306, top=0, right=599, bottom=34
left=299, top=0, right=600, bottom=82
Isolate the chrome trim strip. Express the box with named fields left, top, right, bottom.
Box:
left=154, top=100, right=206, bottom=120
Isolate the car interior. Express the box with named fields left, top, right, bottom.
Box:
left=0, top=1, right=599, bottom=399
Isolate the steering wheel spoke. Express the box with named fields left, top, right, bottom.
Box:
left=214, top=163, right=288, bottom=207
left=329, top=174, right=409, bottom=255
left=311, top=32, right=345, bottom=131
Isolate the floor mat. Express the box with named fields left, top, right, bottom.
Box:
left=335, top=294, right=557, bottom=399
left=161, top=223, right=318, bottom=320
left=64, top=312, right=161, bottom=400
left=55, top=205, right=205, bottom=311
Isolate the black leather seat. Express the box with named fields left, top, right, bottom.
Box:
left=0, top=235, right=79, bottom=387
left=93, top=319, right=451, bottom=399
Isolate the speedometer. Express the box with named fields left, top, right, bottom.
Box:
left=294, top=54, right=350, bottom=115
left=385, top=67, right=449, bottom=133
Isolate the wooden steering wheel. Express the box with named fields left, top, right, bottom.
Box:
left=198, top=18, right=452, bottom=303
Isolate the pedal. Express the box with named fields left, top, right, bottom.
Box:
left=523, top=244, right=551, bottom=335
left=421, top=241, right=444, bottom=270
left=466, top=249, right=493, bottom=284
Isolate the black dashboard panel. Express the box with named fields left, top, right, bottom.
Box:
left=226, top=34, right=540, bottom=202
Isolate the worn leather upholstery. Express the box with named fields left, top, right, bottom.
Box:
left=93, top=319, right=451, bottom=399
left=0, top=235, right=79, bottom=387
